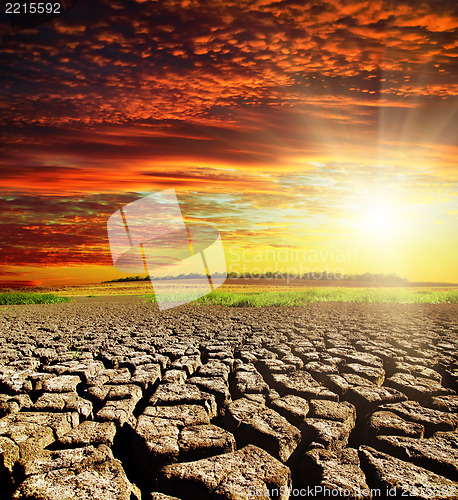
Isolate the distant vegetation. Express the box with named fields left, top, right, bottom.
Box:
left=335, top=273, right=407, bottom=282
left=104, top=272, right=407, bottom=283
left=226, top=272, right=407, bottom=282
left=103, top=272, right=226, bottom=283
left=0, top=292, right=71, bottom=305
left=103, top=275, right=149, bottom=283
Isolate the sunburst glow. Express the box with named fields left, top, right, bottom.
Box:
left=359, top=198, right=402, bottom=241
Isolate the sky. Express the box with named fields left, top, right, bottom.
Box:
left=0, top=0, right=457, bottom=286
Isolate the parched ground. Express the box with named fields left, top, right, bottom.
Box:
left=1, top=297, right=457, bottom=499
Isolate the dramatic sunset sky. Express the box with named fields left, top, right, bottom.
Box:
left=0, top=0, right=457, bottom=286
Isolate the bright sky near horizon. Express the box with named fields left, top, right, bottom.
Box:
left=0, top=0, right=457, bottom=286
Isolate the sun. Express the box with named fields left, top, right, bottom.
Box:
left=365, top=201, right=396, bottom=232
left=355, top=195, right=404, bottom=242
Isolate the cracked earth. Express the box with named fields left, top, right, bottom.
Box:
left=0, top=296, right=457, bottom=499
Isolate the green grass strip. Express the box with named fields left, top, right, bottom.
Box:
left=0, top=292, right=72, bottom=305
left=194, top=289, right=458, bottom=306
left=143, top=288, right=458, bottom=307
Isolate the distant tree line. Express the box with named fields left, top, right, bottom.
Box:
left=103, top=272, right=407, bottom=283
left=103, top=272, right=227, bottom=283
left=226, top=271, right=407, bottom=282
left=341, top=273, right=407, bottom=282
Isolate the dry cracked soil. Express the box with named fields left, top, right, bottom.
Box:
left=0, top=296, right=457, bottom=500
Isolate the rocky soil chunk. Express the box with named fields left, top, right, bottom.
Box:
left=149, top=383, right=217, bottom=419
left=324, top=373, right=352, bottom=396
left=188, top=377, right=231, bottom=407
left=19, top=443, right=113, bottom=476
left=226, top=398, right=301, bottom=462
left=132, top=404, right=212, bottom=486
left=157, top=444, right=291, bottom=500
left=131, top=363, right=162, bottom=390
left=346, top=385, right=407, bottom=410
left=12, top=444, right=141, bottom=500
left=268, top=394, right=309, bottom=427
left=150, top=493, right=180, bottom=500
left=34, top=392, right=93, bottom=418
left=0, top=370, right=33, bottom=394
left=341, top=373, right=375, bottom=387
left=1, top=411, right=78, bottom=443
left=430, top=395, right=458, bottom=413
left=308, top=399, right=356, bottom=423
left=44, top=361, right=104, bottom=382
left=257, top=358, right=296, bottom=375
left=171, top=356, right=202, bottom=376
left=58, top=421, right=117, bottom=447
left=282, top=354, right=304, bottom=369
left=341, top=363, right=385, bottom=386
left=133, top=414, right=180, bottom=480
left=195, top=361, right=230, bottom=382
left=104, top=367, right=132, bottom=385
left=224, top=397, right=301, bottom=462
left=375, top=431, right=458, bottom=480
left=379, top=400, right=458, bottom=434
left=234, top=364, right=269, bottom=395
left=359, top=445, right=458, bottom=499
left=305, top=361, right=339, bottom=383
left=107, top=383, right=143, bottom=403
left=0, top=435, right=19, bottom=493
left=327, top=349, right=383, bottom=368
left=0, top=394, right=32, bottom=416
left=163, top=369, right=187, bottom=384
left=42, top=375, right=81, bottom=393
left=392, top=362, right=442, bottom=382
left=271, top=371, right=338, bottom=401
left=297, top=448, right=371, bottom=499
left=143, top=404, right=210, bottom=427
left=386, top=372, right=452, bottom=402
left=96, top=398, right=137, bottom=426
left=303, top=417, right=354, bottom=453
left=367, top=410, right=424, bottom=438
left=178, top=424, right=236, bottom=460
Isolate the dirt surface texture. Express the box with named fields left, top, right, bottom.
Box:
left=0, top=296, right=457, bottom=499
